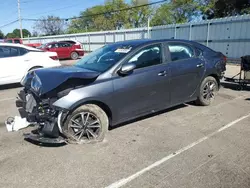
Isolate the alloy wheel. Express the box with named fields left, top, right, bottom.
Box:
left=203, top=81, right=217, bottom=102
left=69, top=112, right=101, bottom=141
left=71, top=52, right=78, bottom=60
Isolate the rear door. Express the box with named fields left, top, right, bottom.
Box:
left=0, top=46, right=29, bottom=84
left=165, top=42, right=206, bottom=105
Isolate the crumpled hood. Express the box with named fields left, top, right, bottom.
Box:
left=21, top=66, right=100, bottom=96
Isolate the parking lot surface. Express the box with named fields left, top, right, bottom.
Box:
left=0, top=63, right=250, bottom=188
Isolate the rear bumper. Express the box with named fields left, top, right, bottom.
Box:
left=77, top=51, right=84, bottom=56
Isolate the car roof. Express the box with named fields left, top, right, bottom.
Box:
left=112, top=39, right=213, bottom=52
left=0, top=43, right=25, bottom=47
left=0, top=43, right=42, bottom=51
left=113, top=39, right=198, bottom=46
left=47, top=41, right=70, bottom=44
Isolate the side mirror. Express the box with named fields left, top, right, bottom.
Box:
left=119, top=63, right=136, bottom=75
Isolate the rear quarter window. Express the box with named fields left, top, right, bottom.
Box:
left=192, top=42, right=217, bottom=55
left=168, top=43, right=195, bottom=62
left=196, top=48, right=203, bottom=57
left=19, top=48, right=28, bottom=55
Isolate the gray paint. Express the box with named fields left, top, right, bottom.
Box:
left=52, top=39, right=225, bottom=125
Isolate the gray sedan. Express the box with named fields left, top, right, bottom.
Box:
left=16, top=39, right=226, bottom=144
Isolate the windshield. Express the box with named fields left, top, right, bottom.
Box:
left=75, top=44, right=134, bottom=72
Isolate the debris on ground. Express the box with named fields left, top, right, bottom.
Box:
left=5, top=116, right=31, bottom=132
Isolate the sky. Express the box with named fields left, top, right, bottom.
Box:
left=0, top=0, right=107, bottom=35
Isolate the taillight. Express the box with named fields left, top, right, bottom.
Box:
left=223, top=55, right=227, bottom=62
left=49, top=56, right=58, bottom=60
left=74, top=44, right=82, bottom=49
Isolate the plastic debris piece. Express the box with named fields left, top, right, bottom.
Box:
left=5, top=116, right=31, bottom=132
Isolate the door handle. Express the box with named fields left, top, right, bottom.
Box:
left=197, top=63, right=204, bottom=68
left=158, top=70, right=168, bottom=76
left=24, top=59, right=30, bottom=62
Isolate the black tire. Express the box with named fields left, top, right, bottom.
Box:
left=63, top=104, right=109, bottom=144
left=70, top=51, right=79, bottom=60
left=237, top=85, right=243, bottom=91
left=196, top=76, right=219, bottom=106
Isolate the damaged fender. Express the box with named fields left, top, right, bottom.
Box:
left=52, top=78, right=114, bottom=110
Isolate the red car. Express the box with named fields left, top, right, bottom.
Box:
left=5, top=38, right=41, bottom=48
left=38, top=41, right=84, bottom=60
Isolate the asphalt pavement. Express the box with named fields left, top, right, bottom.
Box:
left=0, top=63, right=249, bottom=188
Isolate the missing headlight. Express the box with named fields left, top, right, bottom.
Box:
left=31, top=74, right=42, bottom=94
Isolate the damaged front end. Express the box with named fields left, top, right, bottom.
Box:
left=16, top=89, right=67, bottom=144
left=16, top=66, right=100, bottom=144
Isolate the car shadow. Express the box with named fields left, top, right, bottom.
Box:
left=24, top=138, right=67, bottom=147
left=0, top=83, right=22, bottom=90
left=221, top=82, right=250, bottom=91
left=110, top=104, right=188, bottom=131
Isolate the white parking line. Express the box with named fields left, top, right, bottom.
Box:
left=105, top=113, right=250, bottom=188
left=0, top=97, right=15, bottom=102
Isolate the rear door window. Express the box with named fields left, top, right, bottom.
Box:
left=0, top=46, right=26, bottom=58
left=167, top=43, right=195, bottom=62
left=60, top=43, right=72, bottom=48
left=2, top=47, right=19, bottom=57
left=19, top=48, right=28, bottom=55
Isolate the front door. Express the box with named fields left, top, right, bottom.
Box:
left=48, top=43, right=61, bottom=58
left=59, top=42, right=72, bottom=58
left=56, top=42, right=71, bottom=58
left=165, top=42, right=206, bottom=105
left=112, top=43, right=171, bottom=123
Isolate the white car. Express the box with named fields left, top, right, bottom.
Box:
left=0, top=43, right=60, bottom=85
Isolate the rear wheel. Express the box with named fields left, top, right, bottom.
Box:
left=70, top=52, right=79, bottom=60
left=63, top=104, right=109, bottom=144
left=196, top=76, right=218, bottom=106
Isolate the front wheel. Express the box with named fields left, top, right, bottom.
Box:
left=196, top=76, right=218, bottom=106
left=63, top=104, right=109, bottom=144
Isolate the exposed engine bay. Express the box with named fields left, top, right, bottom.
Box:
left=16, top=87, right=72, bottom=144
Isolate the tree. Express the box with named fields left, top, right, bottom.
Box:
left=201, top=0, right=250, bottom=19
left=129, top=0, right=152, bottom=28
left=32, top=31, right=38, bottom=37
left=151, top=0, right=200, bottom=26
left=67, top=9, right=96, bottom=34
left=34, top=15, right=65, bottom=35
left=0, top=30, right=4, bottom=39
left=67, top=0, right=137, bottom=33
left=104, top=0, right=130, bottom=30
left=151, top=3, right=173, bottom=26
left=5, top=29, right=31, bottom=38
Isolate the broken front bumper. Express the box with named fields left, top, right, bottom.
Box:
left=16, top=90, right=66, bottom=144
left=24, top=133, right=66, bottom=144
